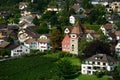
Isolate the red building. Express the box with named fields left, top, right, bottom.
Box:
left=61, top=34, right=70, bottom=52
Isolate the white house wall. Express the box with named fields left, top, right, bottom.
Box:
left=11, top=45, right=30, bottom=57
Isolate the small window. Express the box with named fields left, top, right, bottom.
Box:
left=103, top=63, right=106, bottom=65
left=98, top=62, right=100, bottom=65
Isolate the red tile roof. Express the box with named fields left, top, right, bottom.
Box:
left=71, top=21, right=84, bottom=34
left=103, top=23, right=116, bottom=30
left=115, top=30, right=120, bottom=36
left=25, top=38, right=35, bottom=44
left=38, top=39, right=49, bottom=43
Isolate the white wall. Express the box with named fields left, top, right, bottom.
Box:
left=11, top=45, right=30, bottom=57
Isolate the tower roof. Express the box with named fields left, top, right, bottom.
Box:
left=71, top=21, right=84, bottom=34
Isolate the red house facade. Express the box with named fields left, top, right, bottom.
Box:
left=61, top=34, right=70, bottom=52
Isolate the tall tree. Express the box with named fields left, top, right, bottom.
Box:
left=50, top=28, right=63, bottom=51
left=83, top=40, right=111, bottom=58
left=81, top=0, right=93, bottom=9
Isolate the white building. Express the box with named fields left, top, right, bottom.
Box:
left=11, top=45, right=30, bottom=57
left=69, top=15, right=85, bottom=24
left=100, top=23, right=117, bottom=36
left=81, top=54, right=118, bottom=75
left=37, top=35, right=50, bottom=52
left=86, top=33, right=100, bottom=42
left=115, top=31, right=120, bottom=41
left=91, top=0, right=113, bottom=6
left=24, top=38, right=37, bottom=50
left=115, top=41, right=120, bottom=56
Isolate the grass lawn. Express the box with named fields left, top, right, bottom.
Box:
left=0, top=53, right=81, bottom=80
left=0, top=54, right=58, bottom=80
left=0, top=53, right=110, bottom=80
left=74, top=75, right=110, bottom=80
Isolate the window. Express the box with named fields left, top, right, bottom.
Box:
left=72, top=45, right=74, bottom=51
left=72, top=40, right=74, bottom=42
left=97, top=62, right=100, bottom=65
left=17, top=50, right=22, bottom=52
left=103, top=63, right=106, bottom=65
left=26, top=49, right=27, bottom=52
left=93, top=62, right=95, bottom=64
left=88, top=67, right=91, bottom=69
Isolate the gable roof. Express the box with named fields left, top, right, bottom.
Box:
left=90, top=33, right=100, bottom=39
left=25, top=38, right=35, bottom=44
left=115, top=30, right=120, bottom=36
left=71, top=21, right=85, bottom=34
left=86, top=53, right=117, bottom=62
left=85, top=29, right=95, bottom=34
left=102, top=23, right=116, bottom=30
left=0, top=41, right=10, bottom=48
left=6, top=44, right=20, bottom=50
left=62, top=34, right=70, bottom=44
left=38, top=39, right=49, bottom=43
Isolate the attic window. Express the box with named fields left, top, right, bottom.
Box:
left=95, top=54, right=103, bottom=60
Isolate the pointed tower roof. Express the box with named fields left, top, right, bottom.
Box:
left=71, top=21, right=84, bottom=34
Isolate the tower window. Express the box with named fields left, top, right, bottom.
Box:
left=72, top=45, right=74, bottom=51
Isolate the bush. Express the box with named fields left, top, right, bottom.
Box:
left=95, top=71, right=104, bottom=78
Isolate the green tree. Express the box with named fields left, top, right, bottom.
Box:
left=50, top=28, right=63, bottom=51
left=57, top=59, right=74, bottom=77
left=32, top=16, right=40, bottom=26
left=35, top=22, right=49, bottom=34
left=88, top=4, right=106, bottom=24
left=7, top=37, right=14, bottom=43
left=0, top=16, right=7, bottom=24
left=81, top=0, right=93, bottom=9
left=83, top=40, right=111, bottom=58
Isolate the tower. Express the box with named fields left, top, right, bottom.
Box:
left=70, top=21, right=84, bottom=55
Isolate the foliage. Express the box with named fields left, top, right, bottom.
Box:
left=79, top=38, right=87, bottom=56
left=0, top=49, right=10, bottom=57
left=57, top=59, right=74, bottom=76
left=27, top=0, right=50, bottom=13
left=0, top=53, right=81, bottom=80
left=40, top=11, right=58, bottom=26
left=76, top=75, right=109, bottom=80
left=87, top=4, right=106, bottom=24
left=83, top=40, right=111, bottom=58
left=32, top=16, right=40, bottom=26
left=95, top=71, right=105, bottom=78
left=0, top=16, right=7, bottom=24
left=7, top=37, right=14, bottom=43
left=35, top=22, right=49, bottom=34
left=81, top=0, right=93, bottom=9
left=115, top=22, right=120, bottom=30
left=50, top=28, right=63, bottom=51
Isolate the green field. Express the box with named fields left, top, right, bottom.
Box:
left=0, top=53, right=109, bottom=80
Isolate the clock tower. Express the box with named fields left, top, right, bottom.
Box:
left=70, top=21, right=84, bottom=55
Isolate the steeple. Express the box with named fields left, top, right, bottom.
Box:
left=71, top=21, right=84, bottom=34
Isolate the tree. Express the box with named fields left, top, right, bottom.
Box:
left=83, top=40, right=111, bottom=58
left=50, top=28, right=63, bottom=51
left=35, top=22, right=49, bottom=34
left=81, top=0, right=93, bottom=9
left=7, top=37, right=14, bottom=43
left=0, top=16, right=7, bottom=24
left=32, top=16, right=40, bottom=26
left=87, top=4, right=106, bottom=24
left=57, top=59, right=74, bottom=77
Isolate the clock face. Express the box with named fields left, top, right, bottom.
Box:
left=71, top=34, right=76, bottom=38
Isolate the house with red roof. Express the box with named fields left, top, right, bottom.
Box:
left=62, top=21, right=85, bottom=55
left=61, top=34, right=70, bottom=52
